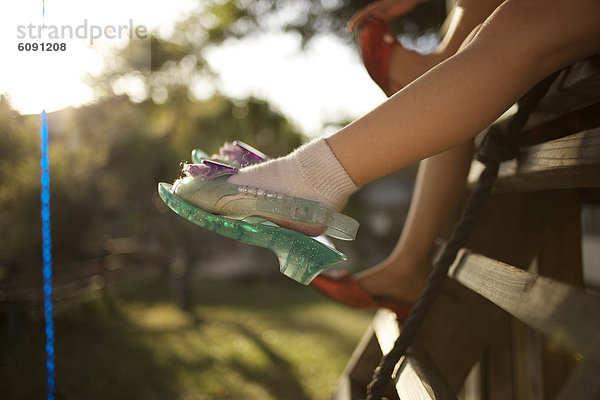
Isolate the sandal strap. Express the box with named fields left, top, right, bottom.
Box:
left=255, top=195, right=359, bottom=241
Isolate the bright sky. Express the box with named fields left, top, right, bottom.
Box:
left=1, top=0, right=387, bottom=136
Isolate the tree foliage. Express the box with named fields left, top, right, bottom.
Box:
left=0, top=0, right=439, bottom=291
left=199, top=0, right=446, bottom=46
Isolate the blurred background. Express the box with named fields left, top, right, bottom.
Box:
left=0, top=0, right=481, bottom=398
left=2, top=0, right=600, bottom=398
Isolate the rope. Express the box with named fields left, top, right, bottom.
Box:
left=365, top=72, right=561, bottom=400
left=41, top=110, right=56, bottom=400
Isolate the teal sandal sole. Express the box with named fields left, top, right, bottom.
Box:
left=158, top=183, right=346, bottom=284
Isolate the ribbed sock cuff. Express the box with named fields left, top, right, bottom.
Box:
left=294, top=138, right=358, bottom=210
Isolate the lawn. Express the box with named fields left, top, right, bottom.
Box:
left=1, top=276, right=374, bottom=400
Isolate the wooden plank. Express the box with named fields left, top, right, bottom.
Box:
left=345, top=327, right=383, bottom=391
left=367, top=311, right=402, bottom=400
left=557, top=339, right=600, bottom=400
left=536, top=192, right=583, bottom=287
left=519, top=102, right=600, bottom=147
left=487, top=56, right=600, bottom=140
left=372, top=309, right=401, bottom=354
left=333, top=375, right=352, bottom=400
left=464, top=191, right=572, bottom=269
left=428, top=191, right=571, bottom=394
left=413, top=279, right=508, bottom=392
left=462, top=362, right=484, bottom=400
left=511, top=318, right=544, bottom=400
left=369, top=310, right=457, bottom=400
left=395, top=349, right=458, bottom=400
left=469, top=129, right=600, bottom=192
left=535, top=55, right=600, bottom=117
left=482, top=315, right=515, bottom=400
left=448, top=249, right=600, bottom=360
left=332, top=312, right=401, bottom=400
left=537, top=193, right=584, bottom=399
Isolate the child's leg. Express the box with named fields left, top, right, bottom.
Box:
left=350, top=1, right=491, bottom=300
left=356, top=139, right=474, bottom=301
left=436, top=0, right=504, bottom=59
left=379, top=0, right=503, bottom=93
left=229, top=0, right=599, bottom=230
left=329, top=0, right=600, bottom=186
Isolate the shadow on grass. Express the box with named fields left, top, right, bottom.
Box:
left=1, top=294, right=182, bottom=400
left=1, top=277, right=371, bottom=400
left=190, top=277, right=371, bottom=350
left=216, top=319, right=311, bottom=400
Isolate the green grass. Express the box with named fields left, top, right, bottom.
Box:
left=1, top=276, right=374, bottom=400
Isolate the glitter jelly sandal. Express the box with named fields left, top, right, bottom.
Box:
left=192, top=140, right=269, bottom=167
left=158, top=156, right=359, bottom=285
left=173, top=161, right=359, bottom=240
left=187, top=142, right=356, bottom=239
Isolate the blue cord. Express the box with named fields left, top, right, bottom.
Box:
left=41, top=110, right=55, bottom=400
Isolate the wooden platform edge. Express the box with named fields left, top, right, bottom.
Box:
left=332, top=310, right=458, bottom=400
left=448, top=248, right=600, bottom=360
left=373, top=310, right=458, bottom=400
left=469, top=128, right=600, bottom=192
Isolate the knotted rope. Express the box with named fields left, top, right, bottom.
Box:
left=366, top=71, right=560, bottom=400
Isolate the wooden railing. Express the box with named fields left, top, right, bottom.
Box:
left=331, top=56, right=600, bottom=400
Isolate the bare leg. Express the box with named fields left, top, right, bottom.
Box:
left=221, top=0, right=600, bottom=300
left=328, top=0, right=600, bottom=186
left=436, top=0, right=504, bottom=58
left=355, top=0, right=499, bottom=300
left=327, top=0, right=600, bottom=301
left=357, top=140, right=474, bottom=302
left=387, top=0, right=503, bottom=91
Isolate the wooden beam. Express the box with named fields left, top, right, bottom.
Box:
left=395, top=349, right=458, bottom=400
left=511, top=318, right=544, bottom=400
left=413, top=279, right=508, bottom=392
left=535, top=55, right=600, bottom=117
left=469, top=129, right=600, bottom=192
left=557, top=339, right=600, bottom=400
left=370, top=311, right=457, bottom=400
left=464, top=191, right=572, bottom=269
left=448, top=249, right=600, bottom=360
left=372, top=309, right=401, bottom=353
left=345, top=327, right=384, bottom=393
left=537, top=193, right=584, bottom=399
left=482, top=317, right=515, bottom=400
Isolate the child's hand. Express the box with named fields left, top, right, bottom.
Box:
left=346, top=0, right=423, bottom=32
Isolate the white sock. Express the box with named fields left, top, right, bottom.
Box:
left=228, top=138, right=357, bottom=210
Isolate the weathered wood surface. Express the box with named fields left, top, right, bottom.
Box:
left=413, top=279, right=508, bottom=392
left=448, top=249, right=600, bottom=361
left=534, top=55, right=600, bottom=117
left=556, top=339, right=600, bottom=400
left=463, top=191, right=573, bottom=269
left=511, top=318, right=544, bottom=400
left=331, top=54, right=600, bottom=400
left=483, top=316, right=514, bottom=400
left=333, top=326, right=389, bottom=400
left=413, top=192, right=566, bottom=393
left=395, top=349, right=458, bottom=400
left=333, top=310, right=457, bottom=400
left=486, top=55, right=600, bottom=146
left=537, top=194, right=584, bottom=399
left=469, top=128, right=600, bottom=192
left=371, top=310, right=457, bottom=400
left=519, top=101, right=600, bottom=147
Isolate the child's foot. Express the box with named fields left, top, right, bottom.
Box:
left=310, top=253, right=430, bottom=319
left=173, top=138, right=359, bottom=239
left=227, top=138, right=357, bottom=211
left=355, top=255, right=431, bottom=305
